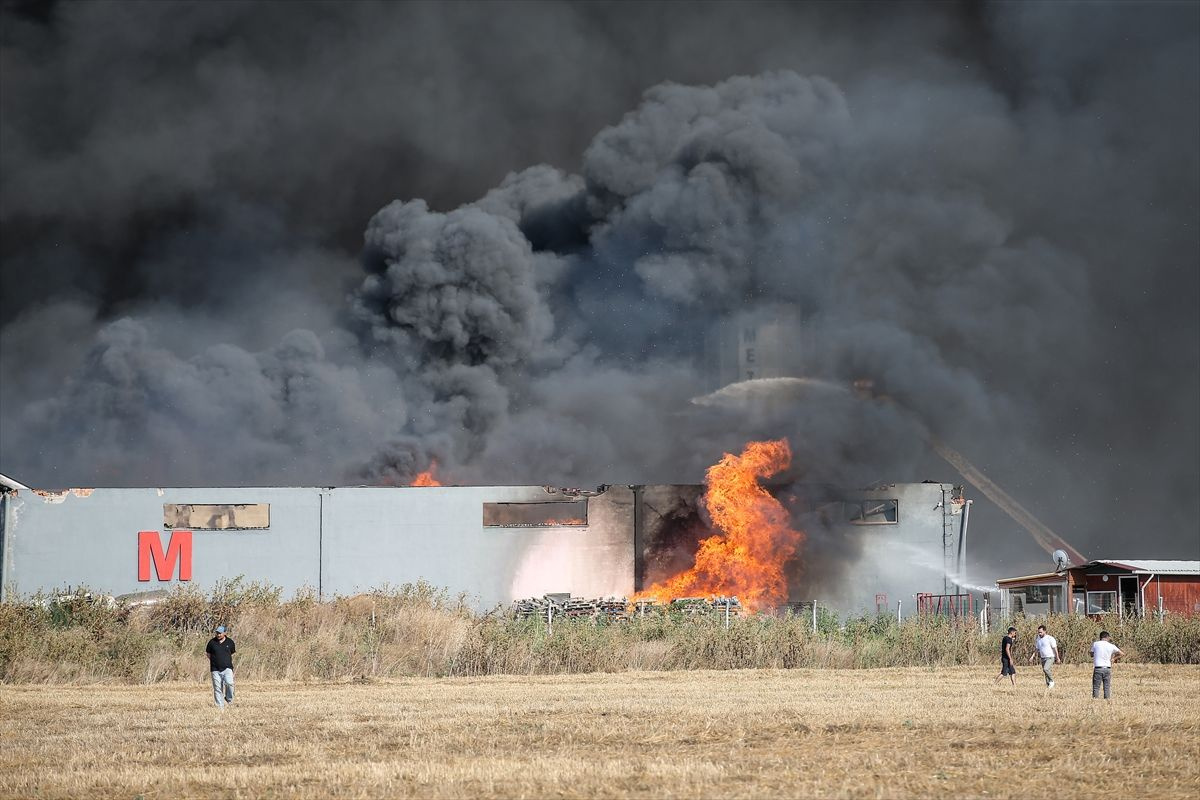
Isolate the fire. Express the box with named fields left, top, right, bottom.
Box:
left=635, top=439, right=803, bottom=612
left=411, top=460, right=442, bottom=486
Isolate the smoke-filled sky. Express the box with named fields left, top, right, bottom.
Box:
left=1, top=0, right=1197, bottom=575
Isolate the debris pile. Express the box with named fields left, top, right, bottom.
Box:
left=511, top=594, right=741, bottom=621
left=512, top=595, right=556, bottom=619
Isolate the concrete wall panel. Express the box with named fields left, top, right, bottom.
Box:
left=319, top=485, right=633, bottom=608
left=1, top=487, right=321, bottom=599
left=0, top=482, right=959, bottom=615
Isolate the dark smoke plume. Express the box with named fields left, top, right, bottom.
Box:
left=1, top=1, right=1197, bottom=575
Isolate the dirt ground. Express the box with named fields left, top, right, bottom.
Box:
left=3, top=664, right=1198, bottom=799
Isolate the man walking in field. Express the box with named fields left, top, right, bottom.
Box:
left=206, top=625, right=236, bottom=709
left=1028, top=624, right=1061, bottom=688
left=995, top=626, right=1018, bottom=686
left=1090, top=630, right=1122, bottom=700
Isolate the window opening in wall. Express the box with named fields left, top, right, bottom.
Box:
left=846, top=499, right=898, bottom=524
left=1026, top=586, right=1049, bottom=603
left=164, top=503, right=270, bottom=530
left=483, top=501, right=588, bottom=528
left=1086, top=591, right=1117, bottom=614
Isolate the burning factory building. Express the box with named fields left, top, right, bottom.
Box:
left=0, top=446, right=971, bottom=615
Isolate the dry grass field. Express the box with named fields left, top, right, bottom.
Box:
left=3, top=664, right=1198, bottom=799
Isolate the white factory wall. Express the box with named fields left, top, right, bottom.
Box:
left=818, top=482, right=963, bottom=614
left=320, top=485, right=634, bottom=606
left=0, top=487, right=321, bottom=600
left=0, top=482, right=963, bottom=614
left=0, top=485, right=635, bottom=609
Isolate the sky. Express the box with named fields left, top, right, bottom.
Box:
left=1, top=0, right=1197, bottom=578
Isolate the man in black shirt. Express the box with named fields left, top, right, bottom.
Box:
left=206, top=625, right=236, bottom=708
left=994, top=626, right=1018, bottom=686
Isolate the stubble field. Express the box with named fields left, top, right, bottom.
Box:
left=3, top=664, right=1198, bottom=799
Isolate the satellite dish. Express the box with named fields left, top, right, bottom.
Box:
left=1052, top=549, right=1070, bottom=571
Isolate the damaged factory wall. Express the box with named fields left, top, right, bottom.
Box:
left=319, top=485, right=633, bottom=606
left=0, top=487, right=322, bottom=601
left=635, top=481, right=965, bottom=614
left=0, top=481, right=963, bottom=613
left=799, top=482, right=965, bottom=614
left=0, top=484, right=634, bottom=609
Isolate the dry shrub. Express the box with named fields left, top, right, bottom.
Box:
left=2, top=583, right=1198, bottom=684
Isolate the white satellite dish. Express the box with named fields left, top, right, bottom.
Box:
left=1052, top=549, right=1070, bottom=571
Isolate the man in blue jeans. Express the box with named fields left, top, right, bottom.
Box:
left=206, top=625, right=236, bottom=709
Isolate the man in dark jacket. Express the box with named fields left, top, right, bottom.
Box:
left=206, top=625, right=236, bottom=708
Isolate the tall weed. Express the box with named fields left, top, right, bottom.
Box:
left=2, top=586, right=1197, bottom=684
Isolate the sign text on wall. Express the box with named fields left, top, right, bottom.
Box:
left=138, top=530, right=192, bottom=581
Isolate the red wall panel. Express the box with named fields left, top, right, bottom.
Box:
left=1146, top=576, right=1200, bottom=616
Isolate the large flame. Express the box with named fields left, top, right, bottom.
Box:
left=635, top=439, right=803, bottom=611
left=411, top=460, right=442, bottom=486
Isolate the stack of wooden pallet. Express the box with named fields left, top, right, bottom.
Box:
left=633, top=599, right=660, bottom=617
left=560, top=596, right=597, bottom=618
left=670, top=597, right=712, bottom=616
left=512, top=594, right=744, bottom=621
left=710, top=596, right=742, bottom=616
left=511, top=596, right=554, bottom=619
left=596, top=596, right=630, bottom=621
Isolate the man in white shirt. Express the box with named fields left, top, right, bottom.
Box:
left=1028, top=624, right=1061, bottom=688
left=1090, top=631, right=1123, bottom=700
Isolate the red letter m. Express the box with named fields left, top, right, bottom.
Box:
left=138, top=530, right=192, bottom=582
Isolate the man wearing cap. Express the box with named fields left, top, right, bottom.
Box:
left=206, top=625, right=236, bottom=709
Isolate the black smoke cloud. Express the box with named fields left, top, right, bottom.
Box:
left=1, top=1, right=1197, bottom=573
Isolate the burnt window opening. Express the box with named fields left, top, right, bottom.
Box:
left=745, top=347, right=756, bottom=363
left=846, top=499, right=898, bottom=525
left=164, top=503, right=270, bottom=530
left=483, top=501, right=588, bottom=528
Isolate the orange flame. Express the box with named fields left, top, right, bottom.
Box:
left=411, top=460, right=442, bottom=486
left=635, top=439, right=803, bottom=612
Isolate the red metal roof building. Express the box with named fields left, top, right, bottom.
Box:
left=996, top=560, right=1200, bottom=620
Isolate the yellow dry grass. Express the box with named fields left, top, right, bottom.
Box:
left=2, top=664, right=1198, bottom=799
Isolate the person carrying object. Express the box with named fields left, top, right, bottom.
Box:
left=206, top=625, right=236, bottom=709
